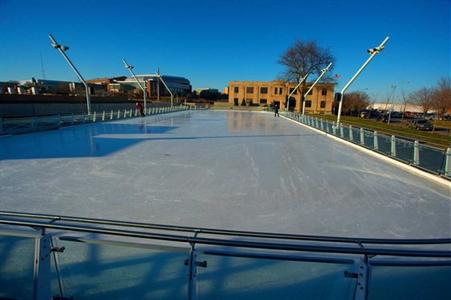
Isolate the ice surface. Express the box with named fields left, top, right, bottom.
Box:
left=0, top=111, right=450, bottom=238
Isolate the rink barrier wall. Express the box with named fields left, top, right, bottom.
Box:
left=0, top=105, right=198, bottom=135
left=281, top=112, right=451, bottom=186
left=0, top=211, right=450, bottom=300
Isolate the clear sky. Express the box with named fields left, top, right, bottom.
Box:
left=0, top=0, right=449, bottom=101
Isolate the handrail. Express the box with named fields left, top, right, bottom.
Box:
left=0, top=215, right=450, bottom=258
left=1, top=210, right=450, bottom=245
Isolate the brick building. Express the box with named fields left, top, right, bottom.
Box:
left=228, top=80, right=335, bottom=114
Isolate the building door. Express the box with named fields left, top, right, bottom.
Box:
left=288, top=97, right=296, bottom=111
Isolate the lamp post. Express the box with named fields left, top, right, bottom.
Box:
left=285, top=63, right=325, bottom=112
left=158, top=74, right=174, bottom=107
left=122, top=59, right=147, bottom=113
left=302, top=62, right=333, bottom=115
left=336, top=36, right=389, bottom=125
left=49, top=34, right=91, bottom=114
left=285, top=72, right=310, bottom=112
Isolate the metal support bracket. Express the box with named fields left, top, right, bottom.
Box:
left=347, top=258, right=369, bottom=300
left=33, top=230, right=52, bottom=300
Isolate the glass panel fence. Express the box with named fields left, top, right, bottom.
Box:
left=418, top=145, right=446, bottom=174
left=196, top=250, right=355, bottom=300
left=395, top=138, right=414, bottom=163
left=342, top=126, right=350, bottom=140
left=53, top=238, right=190, bottom=300
left=377, top=134, right=392, bottom=155
left=351, top=127, right=360, bottom=144
left=363, top=130, right=374, bottom=149
left=0, top=236, right=35, bottom=300
left=368, top=265, right=451, bottom=300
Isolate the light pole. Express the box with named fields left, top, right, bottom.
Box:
left=336, top=36, right=390, bottom=125
left=285, top=72, right=310, bottom=112
left=49, top=34, right=91, bottom=114
left=157, top=67, right=160, bottom=102
left=122, top=59, right=147, bottom=113
left=285, top=63, right=325, bottom=112
left=158, top=74, right=174, bottom=107
left=302, top=62, right=333, bottom=115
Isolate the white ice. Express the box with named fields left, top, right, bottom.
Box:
left=0, top=110, right=450, bottom=238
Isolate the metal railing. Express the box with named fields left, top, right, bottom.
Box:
left=284, top=112, right=451, bottom=179
left=0, top=211, right=450, bottom=300
left=0, top=105, right=191, bottom=135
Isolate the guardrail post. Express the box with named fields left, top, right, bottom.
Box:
left=33, top=231, right=52, bottom=300
left=93, top=111, right=96, bottom=122
left=444, top=148, right=451, bottom=177
left=348, top=258, right=368, bottom=300
left=349, top=125, right=353, bottom=141
left=117, top=109, right=120, bottom=119
left=135, top=109, right=138, bottom=117
left=332, top=122, right=336, bottom=135
left=373, top=131, right=379, bottom=150
left=413, top=140, right=420, bottom=165
left=102, top=111, right=105, bottom=121
left=360, top=128, right=364, bottom=145
left=320, top=118, right=324, bottom=131
left=391, top=135, right=397, bottom=157
left=340, top=124, right=344, bottom=138
left=110, top=110, right=113, bottom=120
left=123, top=109, right=126, bottom=118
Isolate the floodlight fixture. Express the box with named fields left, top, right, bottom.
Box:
left=48, top=33, right=91, bottom=114
left=336, top=36, right=389, bottom=125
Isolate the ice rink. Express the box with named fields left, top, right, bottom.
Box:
left=0, top=110, right=450, bottom=238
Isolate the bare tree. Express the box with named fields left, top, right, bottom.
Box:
left=279, top=40, right=335, bottom=111
left=341, top=91, right=370, bottom=115
left=409, top=88, right=433, bottom=114
left=432, top=77, right=451, bottom=118
left=400, top=89, right=410, bottom=120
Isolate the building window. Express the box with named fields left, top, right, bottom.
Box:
left=307, top=88, right=313, bottom=95
left=260, top=98, right=267, bottom=105
left=260, top=87, right=268, bottom=94
left=246, top=87, right=254, bottom=94
left=234, top=98, right=239, bottom=106
left=246, top=98, right=253, bottom=105
left=320, top=101, right=326, bottom=108
left=234, top=86, right=239, bottom=93
left=289, top=88, right=296, bottom=95
left=321, top=88, right=327, bottom=96
left=305, top=100, right=312, bottom=108
left=274, top=87, right=278, bottom=95
left=279, top=87, right=283, bottom=94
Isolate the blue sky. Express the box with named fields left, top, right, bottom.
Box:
left=0, top=0, right=449, bottom=101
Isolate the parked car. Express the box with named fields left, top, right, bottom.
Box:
left=360, top=109, right=382, bottom=120
left=382, top=112, right=402, bottom=123
left=409, top=119, right=434, bottom=131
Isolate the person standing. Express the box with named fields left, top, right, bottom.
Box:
left=274, top=103, right=279, bottom=117
left=135, top=102, right=145, bottom=117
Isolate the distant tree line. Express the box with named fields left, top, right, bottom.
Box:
left=408, top=77, right=451, bottom=116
